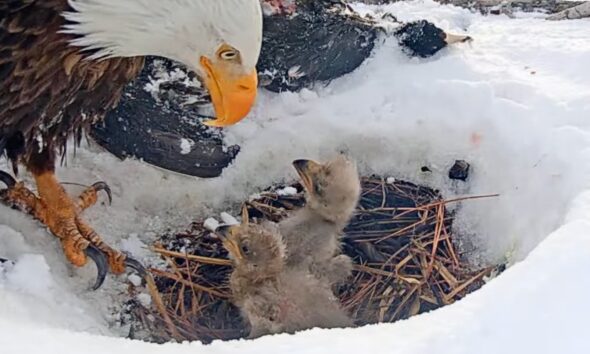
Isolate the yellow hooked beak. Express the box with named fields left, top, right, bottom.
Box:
left=200, top=56, right=258, bottom=127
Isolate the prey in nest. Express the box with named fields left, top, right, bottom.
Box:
left=131, top=167, right=502, bottom=343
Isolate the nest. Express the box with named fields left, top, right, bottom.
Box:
left=129, top=177, right=501, bottom=343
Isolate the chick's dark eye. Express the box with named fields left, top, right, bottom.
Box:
left=241, top=244, right=250, bottom=255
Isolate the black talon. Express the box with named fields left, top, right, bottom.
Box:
left=124, top=256, right=149, bottom=279
left=84, top=244, right=108, bottom=290
left=92, top=181, right=112, bottom=205
left=0, top=171, right=16, bottom=189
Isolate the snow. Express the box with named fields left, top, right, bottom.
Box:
left=144, top=62, right=201, bottom=101
left=277, top=186, right=298, bottom=196
left=120, top=233, right=153, bottom=263
left=179, top=138, right=195, bottom=155
left=127, top=274, right=142, bottom=287
left=136, top=293, right=152, bottom=308
left=0, top=233, right=110, bottom=336
left=220, top=212, right=240, bottom=225
left=1, top=0, right=590, bottom=352
left=203, top=217, right=220, bottom=231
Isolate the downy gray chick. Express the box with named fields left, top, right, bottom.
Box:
left=280, top=156, right=361, bottom=285
left=217, top=221, right=352, bottom=339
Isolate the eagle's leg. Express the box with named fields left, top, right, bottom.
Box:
left=33, top=171, right=110, bottom=267
left=75, top=217, right=125, bottom=273
left=0, top=177, right=48, bottom=222
left=0, top=149, right=146, bottom=289
left=0, top=170, right=108, bottom=288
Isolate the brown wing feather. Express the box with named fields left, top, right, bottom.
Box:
left=0, top=0, right=144, bottom=169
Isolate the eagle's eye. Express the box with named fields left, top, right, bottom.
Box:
left=220, top=49, right=239, bottom=61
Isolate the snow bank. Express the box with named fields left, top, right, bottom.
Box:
left=0, top=226, right=110, bottom=335
left=1, top=0, right=589, bottom=351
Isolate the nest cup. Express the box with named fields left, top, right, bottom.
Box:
left=130, top=176, right=502, bottom=343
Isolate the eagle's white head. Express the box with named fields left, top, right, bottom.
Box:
left=63, top=0, right=263, bottom=127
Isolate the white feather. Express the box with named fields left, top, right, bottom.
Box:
left=61, top=0, right=262, bottom=73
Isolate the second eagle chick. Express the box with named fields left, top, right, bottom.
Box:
left=280, top=156, right=361, bottom=285
left=217, top=221, right=352, bottom=339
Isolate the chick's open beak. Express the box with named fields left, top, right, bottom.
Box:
left=200, top=57, right=258, bottom=127
left=292, top=159, right=321, bottom=193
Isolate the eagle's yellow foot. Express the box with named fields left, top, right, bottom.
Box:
left=77, top=182, right=112, bottom=211
left=0, top=171, right=146, bottom=289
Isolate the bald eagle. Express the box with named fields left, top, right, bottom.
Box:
left=0, top=0, right=263, bottom=289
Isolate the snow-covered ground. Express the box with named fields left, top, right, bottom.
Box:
left=1, top=1, right=590, bottom=352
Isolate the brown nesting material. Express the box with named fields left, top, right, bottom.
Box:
left=127, top=176, right=501, bottom=343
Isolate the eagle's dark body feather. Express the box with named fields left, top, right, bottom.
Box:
left=0, top=0, right=144, bottom=173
